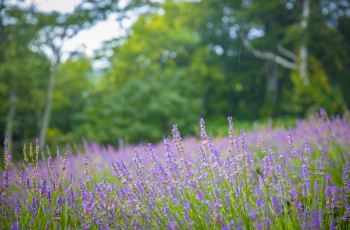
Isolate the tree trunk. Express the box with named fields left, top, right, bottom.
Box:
left=264, top=60, right=278, bottom=116
left=39, top=66, right=57, bottom=150
left=5, top=90, right=17, bottom=153
left=299, top=0, right=310, bottom=85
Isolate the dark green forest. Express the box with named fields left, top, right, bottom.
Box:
left=1, top=0, right=350, bottom=158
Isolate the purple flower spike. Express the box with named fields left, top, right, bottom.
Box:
left=184, top=199, right=190, bottom=210
left=272, top=197, right=283, bottom=216
left=200, top=118, right=208, bottom=145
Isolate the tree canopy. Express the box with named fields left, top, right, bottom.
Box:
left=1, top=0, right=349, bottom=157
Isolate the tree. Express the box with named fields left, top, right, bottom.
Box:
left=49, top=57, right=92, bottom=145
left=227, top=0, right=348, bottom=115
left=36, top=15, right=71, bottom=150
left=78, top=3, right=205, bottom=144
left=1, top=0, right=350, bottom=153
left=0, top=1, right=51, bottom=153
left=36, top=0, right=162, bottom=149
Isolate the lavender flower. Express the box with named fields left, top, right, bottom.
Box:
left=172, top=124, right=184, bottom=157
left=1, top=111, right=349, bottom=229
left=272, top=197, right=283, bottom=216
left=200, top=118, right=208, bottom=146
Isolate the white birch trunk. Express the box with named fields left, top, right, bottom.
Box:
left=299, top=0, right=310, bottom=85
left=39, top=64, right=57, bottom=149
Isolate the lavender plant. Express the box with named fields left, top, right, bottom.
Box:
left=1, top=111, right=350, bottom=229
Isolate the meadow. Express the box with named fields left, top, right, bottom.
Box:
left=1, top=110, right=350, bottom=229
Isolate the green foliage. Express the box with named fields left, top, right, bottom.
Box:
left=80, top=73, right=203, bottom=144
left=289, top=57, right=345, bottom=115
left=1, top=0, right=350, bottom=150
left=75, top=5, right=205, bottom=144
left=48, top=58, right=93, bottom=145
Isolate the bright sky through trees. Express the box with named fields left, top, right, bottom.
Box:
left=32, top=0, right=129, bottom=61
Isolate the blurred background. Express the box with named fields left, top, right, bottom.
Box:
left=0, top=0, right=349, bottom=159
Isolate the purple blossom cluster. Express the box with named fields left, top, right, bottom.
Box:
left=1, top=111, right=350, bottom=229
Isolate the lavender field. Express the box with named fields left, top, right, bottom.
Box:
left=1, top=111, right=350, bottom=229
